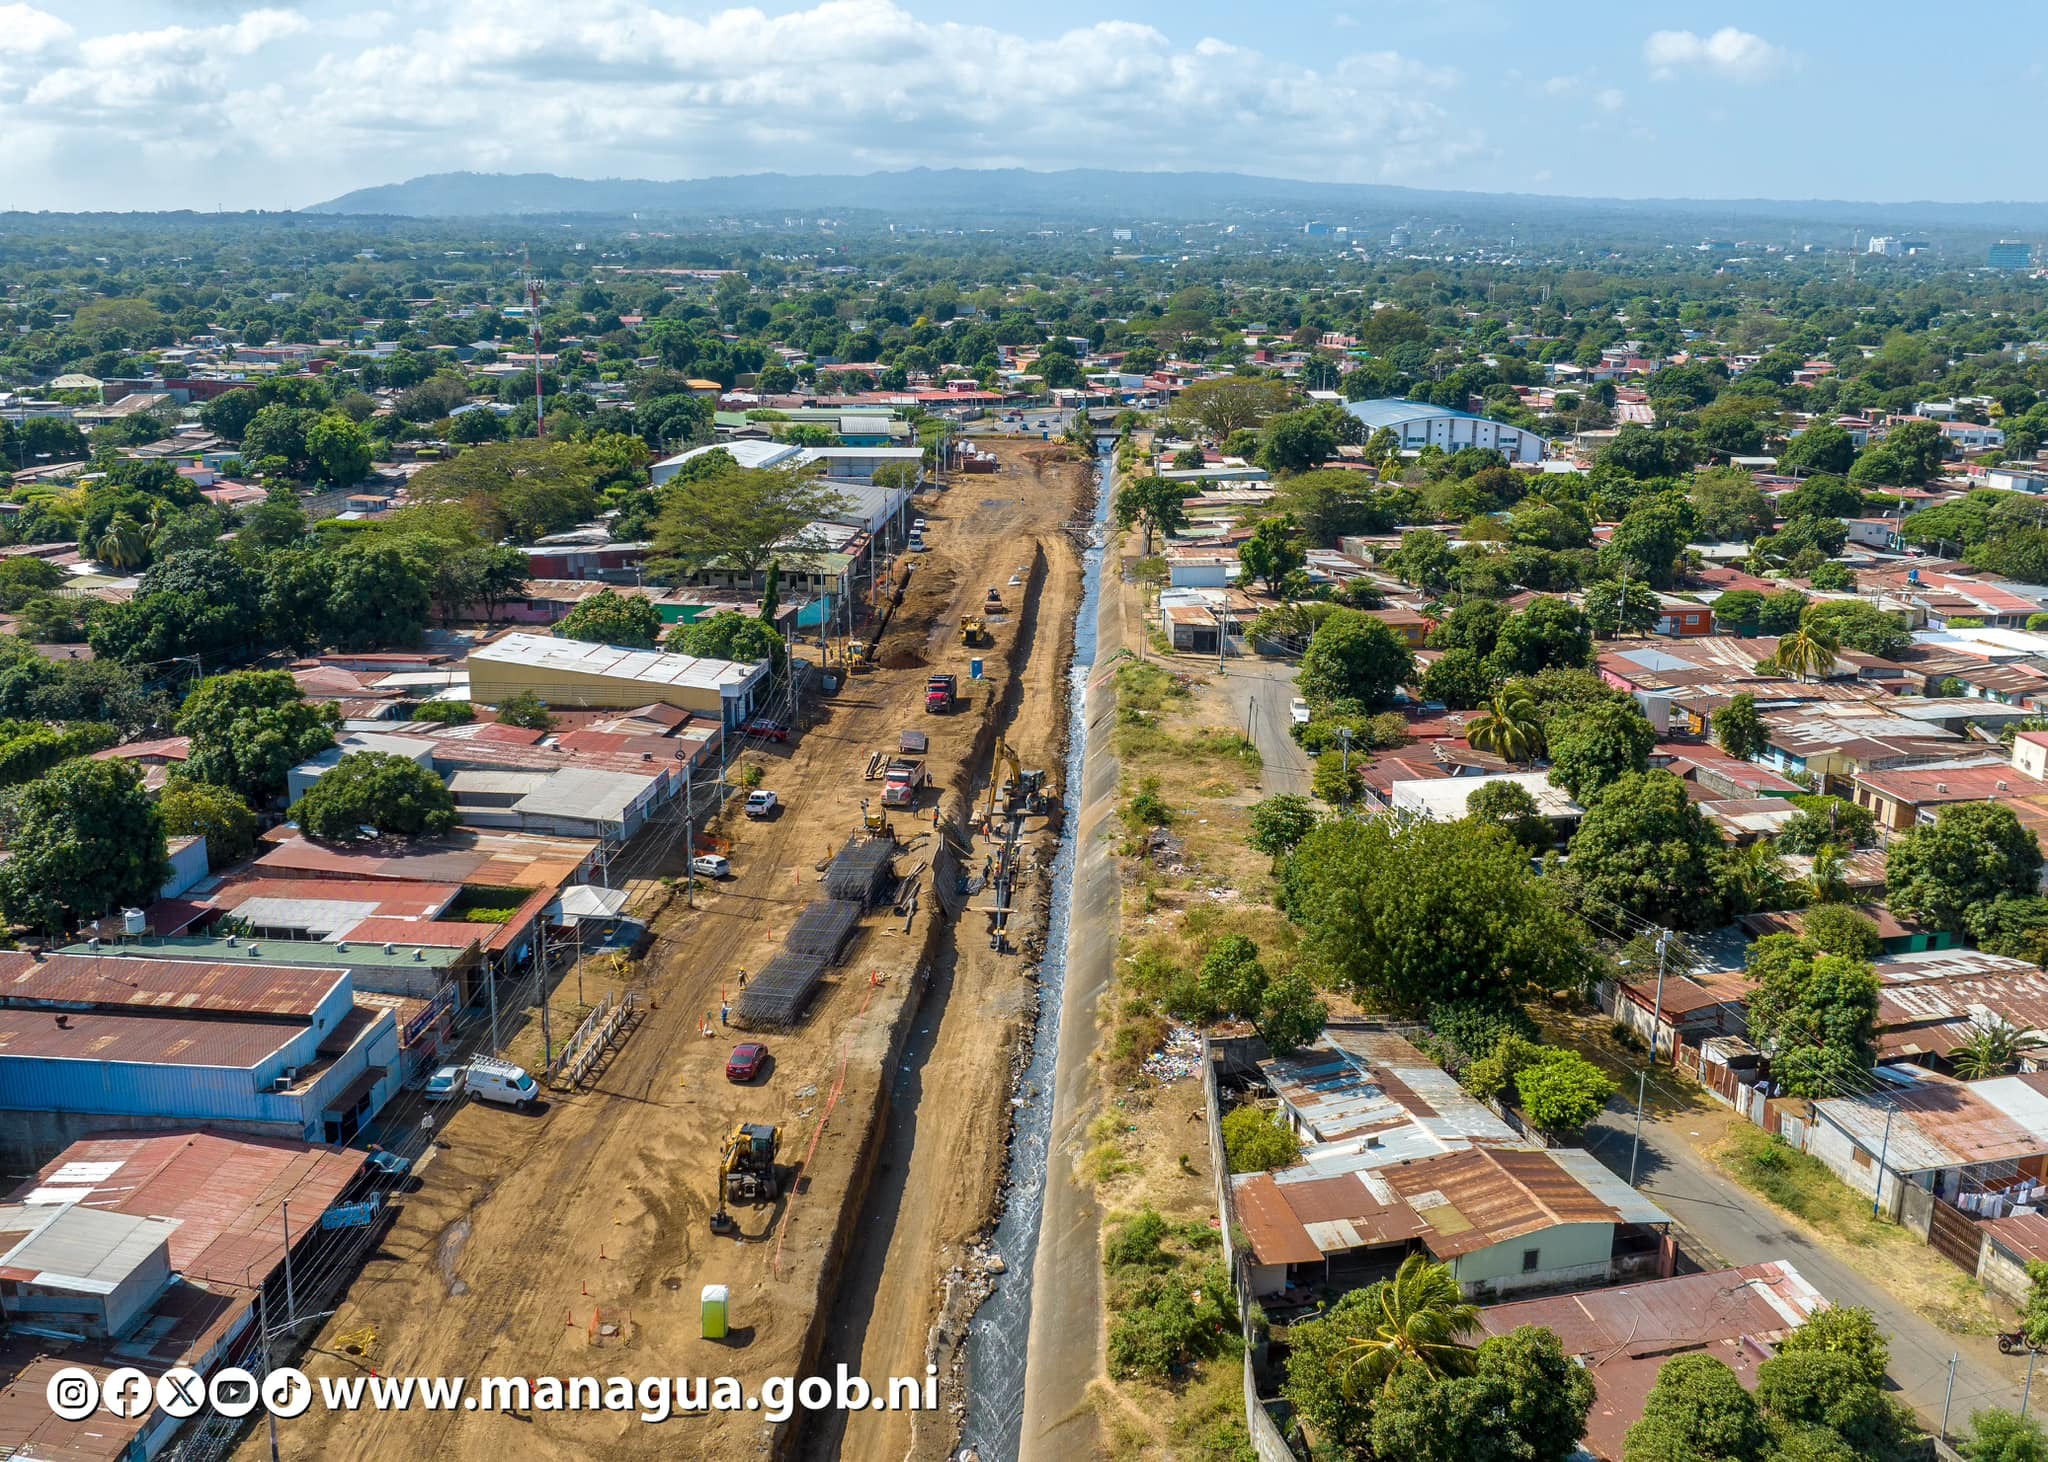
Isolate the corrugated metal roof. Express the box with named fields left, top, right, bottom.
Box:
left=1816, top=1069, right=2048, bottom=1173
left=1478, top=1262, right=1824, bottom=1462
left=0, top=952, right=341, bottom=1018
left=0, top=1009, right=298, bottom=1068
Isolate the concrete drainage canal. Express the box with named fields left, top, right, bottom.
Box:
left=957, top=436, right=1115, bottom=1459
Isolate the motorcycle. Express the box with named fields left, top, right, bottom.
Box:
left=1999, top=1330, right=2040, bottom=1355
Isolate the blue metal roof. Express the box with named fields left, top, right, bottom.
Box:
left=1342, top=398, right=1497, bottom=429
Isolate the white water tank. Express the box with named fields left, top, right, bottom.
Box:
left=122, top=908, right=146, bottom=936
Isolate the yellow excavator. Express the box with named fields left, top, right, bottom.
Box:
left=982, top=738, right=1049, bottom=827
left=710, top=1122, right=780, bottom=1233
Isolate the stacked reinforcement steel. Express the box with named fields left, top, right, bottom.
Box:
left=732, top=837, right=895, bottom=1030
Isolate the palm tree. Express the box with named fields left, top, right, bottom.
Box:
left=93, top=512, right=148, bottom=572
left=1774, top=627, right=1839, bottom=683
left=1725, top=839, right=1792, bottom=914
left=1952, top=1019, right=2043, bottom=1080
left=1468, top=685, right=1544, bottom=765
left=1805, top=843, right=1850, bottom=905
left=1338, top=1255, right=1481, bottom=1392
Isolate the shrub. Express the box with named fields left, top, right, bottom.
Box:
left=409, top=699, right=475, bottom=725
left=495, top=689, right=555, bottom=731
left=1222, top=1105, right=1301, bottom=1173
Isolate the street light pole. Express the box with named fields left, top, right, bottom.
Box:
left=1629, top=932, right=1672, bottom=1189
left=1872, top=1100, right=1898, bottom=1218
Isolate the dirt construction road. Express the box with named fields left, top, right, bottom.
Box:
left=249, top=441, right=1093, bottom=1462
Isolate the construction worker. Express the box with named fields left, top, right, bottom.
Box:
left=720, top=1002, right=730, bottom=1027
left=737, top=969, right=748, bottom=990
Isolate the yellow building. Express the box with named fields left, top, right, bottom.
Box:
left=467, top=633, right=770, bottom=725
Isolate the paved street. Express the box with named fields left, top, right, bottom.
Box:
left=1222, top=653, right=1310, bottom=797
left=1580, top=1096, right=2025, bottom=1436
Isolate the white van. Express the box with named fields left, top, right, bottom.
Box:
left=465, top=1057, right=539, bottom=1108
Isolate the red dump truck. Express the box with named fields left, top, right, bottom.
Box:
left=925, top=673, right=957, bottom=713
left=881, top=758, right=930, bottom=808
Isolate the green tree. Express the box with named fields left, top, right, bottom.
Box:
left=2026, top=1262, right=2048, bottom=1350
left=94, top=512, right=149, bottom=571
left=409, top=439, right=604, bottom=543
left=305, top=410, right=372, bottom=485
left=1514, top=1047, right=1619, bottom=1132
left=1962, top=1409, right=2048, bottom=1462
left=494, top=690, right=556, bottom=731
left=1953, top=1020, right=2044, bottom=1080
left=1744, top=935, right=1880, bottom=1097
left=1281, top=815, right=1587, bottom=1012
left=1221, top=1105, right=1301, bottom=1173
left=1466, top=779, right=1552, bottom=848
left=158, top=780, right=258, bottom=866
left=1167, top=375, right=1292, bottom=438
left=1777, top=795, right=1878, bottom=853
left=1755, top=1348, right=1914, bottom=1460
left=1718, top=692, right=1767, bottom=759
left=1488, top=598, right=1593, bottom=676
left=1298, top=610, right=1414, bottom=708
left=1369, top=1325, right=1596, bottom=1462
left=1330, top=1255, right=1481, bottom=1392
left=1112, top=475, right=1190, bottom=549
left=1562, top=770, right=1726, bottom=928
left=175, top=671, right=338, bottom=805
left=1585, top=577, right=1663, bottom=637
left=1386, top=527, right=1455, bottom=595
left=650, top=462, right=849, bottom=576
left=1780, top=424, right=1859, bottom=477
left=1421, top=646, right=1492, bottom=710
left=1624, top=1353, right=1770, bottom=1462
left=1798, top=904, right=1882, bottom=958
left=1258, top=409, right=1339, bottom=474
left=1248, top=793, right=1318, bottom=856
left=1771, top=626, right=1839, bottom=681
left=1545, top=699, right=1656, bottom=805
left=0, top=759, right=168, bottom=934
left=1773, top=1305, right=1889, bottom=1387
left=294, top=751, right=455, bottom=842
left=1312, top=749, right=1362, bottom=806
left=1238, top=515, right=1305, bottom=595
left=1469, top=683, right=1545, bottom=764
left=1282, top=1289, right=1381, bottom=1455
left=1887, top=802, right=2045, bottom=935
left=554, top=588, right=663, bottom=649
left=667, top=609, right=784, bottom=666
left=1690, top=467, right=1774, bottom=541
left=1801, top=600, right=1910, bottom=659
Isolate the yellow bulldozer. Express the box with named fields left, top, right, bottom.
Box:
left=960, top=615, right=990, bottom=647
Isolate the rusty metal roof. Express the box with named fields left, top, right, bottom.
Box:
left=0, top=951, right=341, bottom=1019
left=0, top=1008, right=300, bottom=1068
left=1380, top=1146, right=1654, bottom=1258
left=1478, top=1261, right=1825, bottom=1462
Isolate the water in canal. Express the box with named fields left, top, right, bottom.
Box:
left=957, top=436, right=1115, bottom=1457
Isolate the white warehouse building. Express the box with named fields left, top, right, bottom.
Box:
left=1343, top=399, right=1548, bottom=464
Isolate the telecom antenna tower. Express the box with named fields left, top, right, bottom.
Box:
left=524, top=247, right=546, bottom=437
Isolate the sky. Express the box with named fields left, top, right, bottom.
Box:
left=0, top=0, right=2041, bottom=213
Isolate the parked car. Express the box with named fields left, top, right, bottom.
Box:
left=746, top=718, right=790, bottom=742
left=745, top=790, right=778, bottom=818
left=691, top=853, right=731, bottom=878
left=464, top=1057, right=539, bottom=1109
left=726, top=1042, right=768, bottom=1082
left=1289, top=697, right=1311, bottom=726
left=424, top=1065, right=463, bottom=1100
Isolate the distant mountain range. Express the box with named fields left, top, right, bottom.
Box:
left=304, top=169, right=2048, bottom=234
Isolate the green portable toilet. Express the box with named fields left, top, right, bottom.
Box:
left=701, top=1283, right=729, bottom=1340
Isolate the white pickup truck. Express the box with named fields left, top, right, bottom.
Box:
left=745, top=790, right=778, bottom=819
left=1289, top=697, right=1311, bottom=726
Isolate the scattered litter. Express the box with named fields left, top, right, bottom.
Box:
left=794, top=1084, right=819, bottom=1100
left=1143, top=1024, right=1203, bottom=1084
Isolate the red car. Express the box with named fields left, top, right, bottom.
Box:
left=745, top=719, right=790, bottom=743
left=726, top=1042, right=767, bottom=1082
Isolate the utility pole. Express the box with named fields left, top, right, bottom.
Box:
left=1872, top=1100, right=1897, bottom=1218
left=525, top=246, right=546, bottom=438
left=538, top=918, right=552, bottom=1069
left=1941, top=1352, right=1957, bottom=1441
left=280, top=1199, right=296, bottom=1326
left=1629, top=932, right=1672, bottom=1188
left=487, top=955, right=500, bottom=1053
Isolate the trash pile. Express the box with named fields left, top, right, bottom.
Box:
left=1142, top=1024, right=1203, bottom=1083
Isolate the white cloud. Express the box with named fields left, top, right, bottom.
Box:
left=1596, top=87, right=1626, bottom=112
left=0, top=4, right=68, bottom=53
left=0, top=0, right=1486, bottom=207
left=1643, top=27, right=1789, bottom=84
